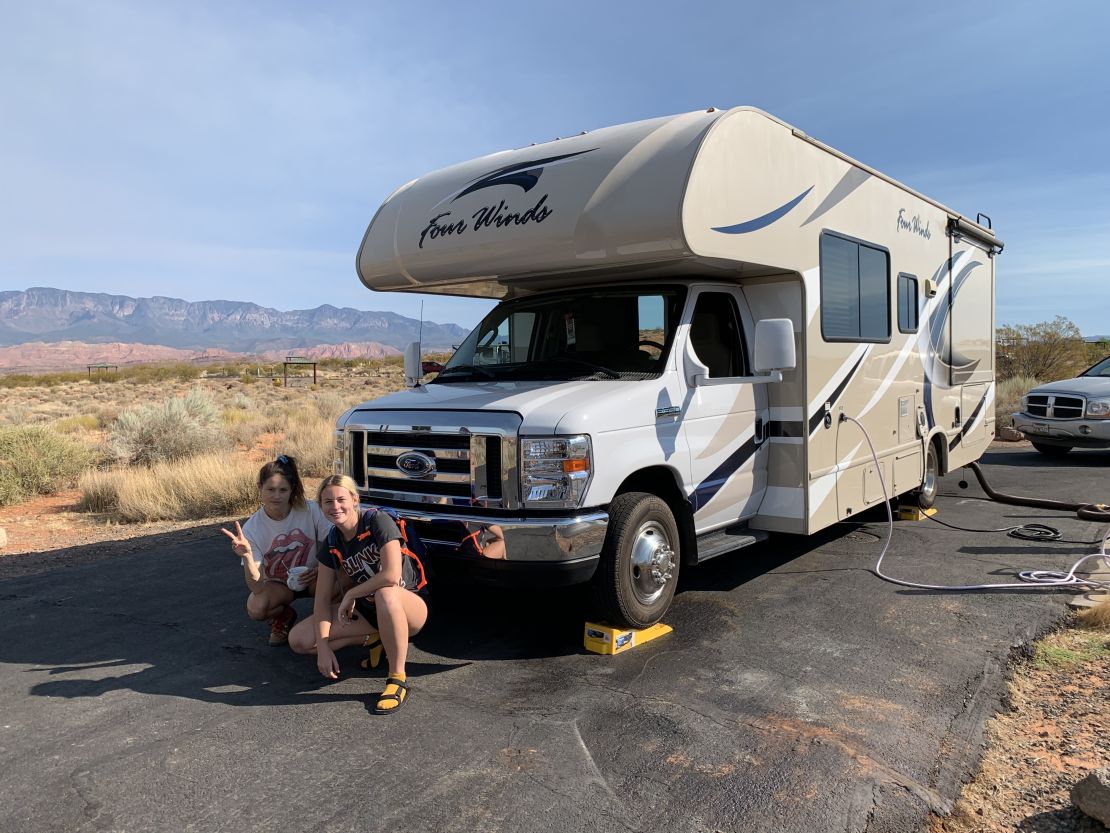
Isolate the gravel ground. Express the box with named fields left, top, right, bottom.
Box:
left=934, top=621, right=1110, bottom=833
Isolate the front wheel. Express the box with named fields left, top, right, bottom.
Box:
left=591, top=492, right=680, bottom=629
left=1031, top=441, right=1073, bottom=457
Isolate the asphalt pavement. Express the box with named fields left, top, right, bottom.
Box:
left=1, top=443, right=1107, bottom=833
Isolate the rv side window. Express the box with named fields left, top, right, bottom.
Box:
left=820, top=232, right=891, bottom=342
left=897, top=273, right=919, bottom=333
left=690, top=292, right=748, bottom=378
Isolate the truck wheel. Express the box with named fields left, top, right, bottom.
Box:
left=916, top=443, right=939, bottom=510
left=591, top=492, right=680, bottom=629
left=1031, top=442, right=1072, bottom=456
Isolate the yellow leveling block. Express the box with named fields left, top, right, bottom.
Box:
left=897, top=505, right=938, bottom=522
left=584, top=621, right=673, bottom=655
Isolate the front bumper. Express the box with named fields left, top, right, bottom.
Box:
left=373, top=506, right=609, bottom=587
left=1012, top=412, right=1110, bottom=448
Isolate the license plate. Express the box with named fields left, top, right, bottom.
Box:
left=1025, top=422, right=1050, bottom=434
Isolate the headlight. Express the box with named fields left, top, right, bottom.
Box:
left=520, top=435, right=592, bottom=508
left=1085, top=398, right=1110, bottom=418
left=333, top=427, right=348, bottom=473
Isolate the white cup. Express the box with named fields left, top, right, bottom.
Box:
left=286, top=565, right=310, bottom=591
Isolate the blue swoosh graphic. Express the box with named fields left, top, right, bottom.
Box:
left=712, top=186, right=814, bottom=235
left=451, top=149, right=596, bottom=202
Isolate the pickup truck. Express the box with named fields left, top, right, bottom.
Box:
left=1012, top=355, right=1110, bottom=454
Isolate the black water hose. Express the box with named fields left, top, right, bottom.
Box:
left=963, top=461, right=1110, bottom=522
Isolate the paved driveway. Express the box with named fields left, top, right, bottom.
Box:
left=1, top=444, right=1106, bottom=833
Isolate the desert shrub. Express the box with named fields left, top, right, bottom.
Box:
left=53, top=414, right=100, bottom=434
left=231, top=393, right=253, bottom=410
left=995, top=376, right=1039, bottom=429
left=1077, top=597, right=1110, bottom=630
left=997, top=317, right=1086, bottom=382
left=311, top=391, right=351, bottom=422
left=0, top=425, right=96, bottom=506
left=0, top=371, right=87, bottom=389
left=108, top=388, right=229, bottom=466
left=120, top=363, right=202, bottom=384
left=281, top=411, right=334, bottom=476
left=77, top=454, right=257, bottom=521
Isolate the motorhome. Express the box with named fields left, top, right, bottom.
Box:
left=338, top=106, right=1003, bottom=627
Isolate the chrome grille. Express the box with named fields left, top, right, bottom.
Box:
left=1025, top=394, right=1085, bottom=420
left=343, top=420, right=517, bottom=510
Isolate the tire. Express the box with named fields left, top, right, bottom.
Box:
left=915, top=442, right=940, bottom=510
left=591, top=492, right=680, bottom=629
left=1031, top=441, right=1073, bottom=457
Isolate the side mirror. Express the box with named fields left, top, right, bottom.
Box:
left=421, top=360, right=444, bottom=375
left=754, top=319, right=796, bottom=374
left=403, top=342, right=422, bottom=387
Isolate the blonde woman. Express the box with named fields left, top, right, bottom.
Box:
left=289, top=475, right=429, bottom=715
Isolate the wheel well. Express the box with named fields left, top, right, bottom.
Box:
left=932, top=434, right=948, bottom=476
left=613, top=467, right=696, bottom=567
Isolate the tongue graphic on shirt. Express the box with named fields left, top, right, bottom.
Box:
left=262, top=529, right=312, bottom=580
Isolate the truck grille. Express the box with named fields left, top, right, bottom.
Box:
left=345, top=427, right=513, bottom=509
left=1025, top=394, right=1085, bottom=420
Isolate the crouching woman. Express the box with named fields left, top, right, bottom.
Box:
left=289, top=475, right=429, bottom=715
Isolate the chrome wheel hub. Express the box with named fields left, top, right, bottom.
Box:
left=629, top=521, right=676, bottom=605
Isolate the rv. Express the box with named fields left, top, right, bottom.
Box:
left=338, top=107, right=1003, bottom=627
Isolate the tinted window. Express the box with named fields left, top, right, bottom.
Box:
left=821, top=232, right=890, bottom=342
left=898, top=273, right=919, bottom=333
left=690, top=292, right=748, bottom=378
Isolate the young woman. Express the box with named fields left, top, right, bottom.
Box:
left=289, top=475, right=429, bottom=715
left=221, top=455, right=330, bottom=646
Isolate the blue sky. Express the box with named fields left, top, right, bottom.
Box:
left=2, top=1, right=1108, bottom=334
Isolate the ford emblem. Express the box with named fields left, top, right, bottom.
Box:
left=396, top=451, right=436, bottom=479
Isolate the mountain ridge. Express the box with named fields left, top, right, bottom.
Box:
left=0, top=287, right=470, bottom=352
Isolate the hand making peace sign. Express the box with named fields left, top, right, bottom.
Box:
left=220, top=521, right=252, bottom=560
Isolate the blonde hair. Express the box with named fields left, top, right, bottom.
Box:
left=317, top=474, right=360, bottom=503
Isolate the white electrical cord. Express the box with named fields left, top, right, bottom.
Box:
left=840, top=414, right=1110, bottom=592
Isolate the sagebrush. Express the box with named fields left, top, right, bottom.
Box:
left=0, top=425, right=96, bottom=506
left=108, top=388, right=229, bottom=466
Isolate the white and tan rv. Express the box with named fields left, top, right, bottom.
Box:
left=338, top=106, right=1003, bottom=627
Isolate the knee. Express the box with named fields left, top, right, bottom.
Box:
left=375, top=584, right=403, bottom=611
left=288, top=623, right=314, bottom=654
left=246, top=593, right=268, bottom=620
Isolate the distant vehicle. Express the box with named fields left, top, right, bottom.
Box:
left=1012, top=355, right=1110, bottom=454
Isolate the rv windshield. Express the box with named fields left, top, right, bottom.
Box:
left=435, top=286, right=686, bottom=383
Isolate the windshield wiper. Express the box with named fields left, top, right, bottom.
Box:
left=533, top=357, right=620, bottom=379
left=433, top=363, right=498, bottom=381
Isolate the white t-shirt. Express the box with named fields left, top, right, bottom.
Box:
left=241, top=501, right=331, bottom=582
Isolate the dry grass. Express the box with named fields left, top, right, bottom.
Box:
left=0, top=360, right=408, bottom=522
left=1077, top=596, right=1110, bottom=629
left=78, top=454, right=259, bottom=522
left=280, top=411, right=335, bottom=476
left=994, top=375, right=1038, bottom=429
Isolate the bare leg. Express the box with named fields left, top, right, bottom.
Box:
left=374, top=586, right=429, bottom=677
left=246, top=582, right=296, bottom=621
left=288, top=605, right=378, bottom=654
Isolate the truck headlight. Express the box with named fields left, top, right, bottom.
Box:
left=520, top=435, right=592, bottom=508
left=334, top=427, right=348, bottom=473
left=1085, top=398, right=1110, bottom=418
